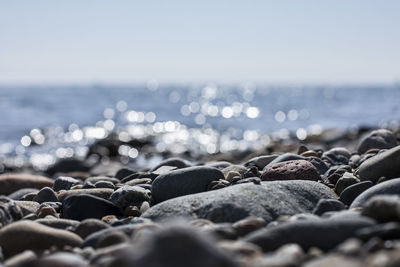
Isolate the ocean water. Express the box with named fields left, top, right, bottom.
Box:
left=0, top=83, right=399, bottom=170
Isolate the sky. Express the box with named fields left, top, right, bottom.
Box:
left=0, top=0, right=400, bottom=85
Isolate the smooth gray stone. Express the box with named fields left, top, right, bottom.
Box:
left=143, top=181, right=338, bottom=223
left=151, top=166, right=224, bottom=203
left=244, top=217, right=375, bottom=252
left=358, top=146, right=400, bottom=183
left=339, top=181, right=373, bottom=206
left=150, top=157, right=192, bottom=172
left=35, top=218, right=80, bottom=230
left=350, top=178, right=400, bottom=208
left=8, top=188, right=39, bottom=200
left=357, top=129, right=397, bottom=154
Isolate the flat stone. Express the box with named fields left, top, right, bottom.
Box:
left=0, top=220, right=83, bottom=258
left=62, top=194, right=122, bottom=220
left=73, top=218, right=110, bottom=239
left=263, top=154, right=328, bottom=174
left=57, top=188, right=114, bottom=201
left=7, top=188, right=39, bottom=200
left=350, top=178, right=400, bottom=208
left=358, top=145, right=400, bottom=183
left=243, top=155, right=279, bottom=169
left=143, top=181, right=338, bottom=223
left=261, top=160, right=320, bottom=181
left=357, top=129, right=397, bottom=154
left=35, top=218, right=80, bottom=230
left=152, top=166, right=224, bottom=203
left=244, top=217, right=374, bottom=252
left=304, top=255, right=363, bottom=267
left=0, top=173, right=54, bottom=195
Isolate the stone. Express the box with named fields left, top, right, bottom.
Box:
left=46, top=158, right=91, bottom=176
left=32, top=187, right=58, bottom=203
left=261, top=160, right=320, bottom=181
left=0, top=173, right=54, bottom=195
left=221, top=165, right=248, bottom=178
left=85, top=176, right=120, bottom=185
left=312, top=199, right=346, bottom=216
left=356, top=222, right=400, bottom=241
left=304, top=255, right=363, bottom=267
left=94, top=181, right=115, bottom=189
left=124, top=177, right=152, bottom=186
left=0, top=197, right=23, bottom=228
left=255, top=244, right=305, bottom=267
left=361, top=195, right=400, bottom=222
left=36, top=218, right=80, bottom=230
left=358, top=145, right=400, bottom=183
left=73, top=218, right=110, bottom=239
left=243, top=155, right=278, bottom=170
left=57, top=188, right=114, bottom=201
left=335, top=172, right=359, bottom=195
left=7, top=188, right=39, bottom=200
left=263, top=153, right=328, bottom=174
left=31, top=252, right=88, bottom=266
left=62, top=194, right=122, bottom=220
left=115, top=167, right=136, bottom=180
left=106, top=225, right=238, bottom=267
left=150, top=157, right=192, bottom=171
left=96, top=230, right=129, bottom=248
left=244, top=217, right=374, bottom=252
left=143, top=181, right=338, bottom=223
left=0, top=220, right=83, bottom=258
left=339, top=181, right=373, bottom=206
left=110, top=185, right=150, bottom=211
left=232, top=216, right=266, bottom=236
left=14, top=200, right=40, bottom=215
left=357, top=129, right=397, bottom=154
left=53, top=176, right=80, bottom=192
left=152, top=166, right=224, bottom=203
left=350, top=178, right=400, bottom=208
left=206, top=161, right=232, bottom=170
left=3, top=250, right=37, bottom=267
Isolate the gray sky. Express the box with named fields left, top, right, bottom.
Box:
left=1, top=0, right=399, bottom=84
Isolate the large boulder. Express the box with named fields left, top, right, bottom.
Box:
left=143, top=181, right=337, bottom=223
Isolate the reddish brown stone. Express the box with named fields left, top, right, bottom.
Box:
left=261, top=160, right=320, bottom=181
left=0, top=173, right=54, bottom=195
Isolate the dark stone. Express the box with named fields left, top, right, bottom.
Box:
left=244, top=217, right=374, bottom=252
left=150, top=157, right=192, bottom=172
left=36, top=218, right=79, bottom=230
left=0, top=197, right=23, bottom=228
left=357, top=222, right=400, bottom=241
left=8, top=188, right=39, bottom=200
left=109, top=185, right=150, bottom=211
left=94, top=181, right=115, bottom=189
left=335, top=172, right=359, bottom=195
left=46, top=158, right=91, bottom=176
left=53, top=176, right=80, bottom=192
left=357, top=129, right=397, bottom=154
left=144, top=181, right=337, bottom=223
left=361, top=195, right=400, bottom=222
left=350, top=178, right=400, bottom=208
left=96, top=230, right=129, bottom=248
left=33, top=187, right=58, bottom=203
left=115, top=168, right=136, bottom=180
left=312, top=199, right=346, bottom=216
left=339, top=181, right=373, bottom=206
left=206, top=161, right=233, bottom=170
left=107, top=225, right=238, bottom=267
left=358, top=145, right=400, bottom=183
left=62, top=194, right=122, bottom=220
left=151, top=166, right=224, bottom=203
left=261, top=160, right=320, bottom=181
left=73, top=218, right=110, bottom=239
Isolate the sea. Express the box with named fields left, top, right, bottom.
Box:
left=0, top=83, right=399, bottom=170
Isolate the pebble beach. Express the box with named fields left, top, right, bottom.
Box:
left=1, top=124, right=400, bottom=266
